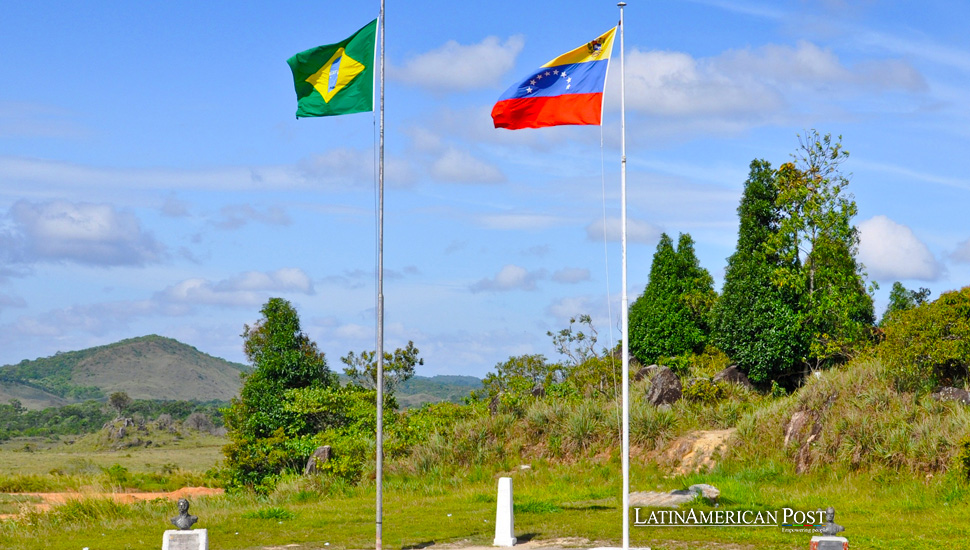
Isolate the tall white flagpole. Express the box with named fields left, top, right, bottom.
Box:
left=617, top=3, right=630, bottom=550
left=376, top=1, right=385, bottom=549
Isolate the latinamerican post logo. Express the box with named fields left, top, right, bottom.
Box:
left=634, top=507, right=829, bottom=532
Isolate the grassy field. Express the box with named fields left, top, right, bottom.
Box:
left=0, top=436, right=968, bottom=550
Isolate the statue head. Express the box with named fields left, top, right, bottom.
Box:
left=177, top=498, right=190, bottom=514
left=825, top=506, right=835, bottom=522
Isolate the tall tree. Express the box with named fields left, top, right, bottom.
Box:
left=881, top=281, right=931, bottom=325
left=771, top=131, right=874, bottom=368
left=629, top=232, right=716, bottom=364
left=341, top=341, right=423, bottom=394
left=222, top=297, right=336, bottom=490
left=712, top=160, right=807, bottom=384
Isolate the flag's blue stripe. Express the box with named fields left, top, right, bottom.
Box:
left=496, top=59, right=608, bottom=102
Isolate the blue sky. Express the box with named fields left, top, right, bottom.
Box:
left=1, top=0, right=968, bottom=378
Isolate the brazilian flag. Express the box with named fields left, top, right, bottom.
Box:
left=287, top=19, right=377, bottom=118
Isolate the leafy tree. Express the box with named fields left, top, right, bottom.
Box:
left=629, top=232, right=716, bottom=364
left=222, top=297, right=336, bottom=491
left=480, top=354, right=557, bottom=398
left=881, top=281, right=931, bottom=325
left=108, top=391, right=132, bottom=415
left=712, top=160, right=807, bottom=385
left=340, top=341, right=423, bottom=394
left=770, top=131, right=874, bottom=369
left=880, top=286, right=970, bottom=392
left=547, top=314, right=601, bottom=367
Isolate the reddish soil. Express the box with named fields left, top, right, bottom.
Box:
left=1, top=486, right=223, bottom=517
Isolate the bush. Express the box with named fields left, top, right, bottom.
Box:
left=879, top=286, right=970, bottom=392
left=955, top=434, right=970, bottom=483
left=683, top=379, right=724, bottom=403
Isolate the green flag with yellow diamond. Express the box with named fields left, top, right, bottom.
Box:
left=287, top=19, right=377, bottom=118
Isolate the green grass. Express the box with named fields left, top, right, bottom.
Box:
left=2, top=356, right=970, bottom=549
left=1, top=453, right=968, bottom=550
left=0, top=432, right=224, bottom=492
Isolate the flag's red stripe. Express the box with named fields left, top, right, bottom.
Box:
left=491, top=93, right=603, bottom=129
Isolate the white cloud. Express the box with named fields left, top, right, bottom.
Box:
left=951, top=239, right=970, bottom=264
left=157, top=268, right=315, bottom=308
left=607, top=41, right=924, bottom=120
left=470, top=264, right=545, bottom=292
left=430, top=147, right=505, bottom=183
left=215, top=204, right=291, bottom=229
left=391, top=36, right=525, bottom=91
left=5, top=200, right=164, bottom=266
left=0, top=293, right=26, bottom=311
left=297, top=148, right=415, bottom=189
left=586, top=217, right=661, bottom=244
left=215, top=268, right=314, bottom=294
left=477, top=212, right=565, bottom=230
left=857, top=215, right=942, bottom=281
left=552, top=267, right=591, bottom=284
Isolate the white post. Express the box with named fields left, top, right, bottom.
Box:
left=617, top=3, right=630, bottom=550
left=493, top=477, right=517, bottom=547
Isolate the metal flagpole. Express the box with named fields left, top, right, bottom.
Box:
left=376, top=1, right=385, bottom=549
left=617, top=3, right=629, bottom=550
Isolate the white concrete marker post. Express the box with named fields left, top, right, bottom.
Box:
left=493, top=477, right=516, bottom=547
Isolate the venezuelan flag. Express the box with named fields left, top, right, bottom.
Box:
left=492, top=27, right=616, bottom=130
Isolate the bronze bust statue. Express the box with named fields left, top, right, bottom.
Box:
left=171, top=498, right=199, bottom=530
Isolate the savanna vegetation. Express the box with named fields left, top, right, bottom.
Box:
left=3, top=131, right=970, bottom=550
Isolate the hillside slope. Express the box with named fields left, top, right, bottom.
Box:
left=0, top=335, right=249, bottom=408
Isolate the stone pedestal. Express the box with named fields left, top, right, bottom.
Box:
left=493, top=477, right=516, bottom=546
left=810, top=535, right=848, bottom=550
left=162, top=529, right=208, bottom=550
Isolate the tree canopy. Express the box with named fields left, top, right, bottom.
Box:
left=222, top=297, right=336, bottom=491
left=629, top=232, right=716, bottom=364
left=712, top=159, right=806, bottom=384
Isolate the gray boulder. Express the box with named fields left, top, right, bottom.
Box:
left=931, top=387, right=970, bottom=405
left=634, top=364, right=658, bottom=382
left=304, top=445, right=332, bottom=475
left=713, top=365, right=754, bottom=390
left=646, top=366, right=682, bottom=406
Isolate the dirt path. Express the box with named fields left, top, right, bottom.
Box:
left=1, top=486, right=223, bottom=517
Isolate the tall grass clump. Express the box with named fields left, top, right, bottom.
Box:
left=725, top=357, right=970, bottom=474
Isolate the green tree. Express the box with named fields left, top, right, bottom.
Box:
left=712, top=159, right=807, bottom=384
left=880, top=287, right=970, bottom=392
left=480, top=354, right=556, bottom=397
left=629, top=232, right=716, bottom=364
left=881, top=281, right=931, bottom=325
left=340, top=341, right=423, bottom=394
left=222, top=297, right=336, bottom=491
left=107, top=391, right=132, bottom=416
left=547, top=314, right=601, bottom=367
left=771, top=131, right=874, bottom=369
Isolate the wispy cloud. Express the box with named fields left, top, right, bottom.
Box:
left=586, top=217, right=661, bottom=244
left=2, top=200, right=165, bottom=267
left=430, top=147, right=505, bottom=184
left=214, top=204, right=291, bottom=230
left=470, top=264, right=546, bottom=292
left=606, top=40, right=925, bottom=123
left=390, top=35, right=525, bottom=92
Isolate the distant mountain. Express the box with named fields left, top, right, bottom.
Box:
left=0, top=335, right=250, bottom=410
left=0, top=335, right=483, bottom=411
left=395, top=375, right=482, bottom=408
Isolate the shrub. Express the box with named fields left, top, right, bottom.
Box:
left=879, top=286, right=970, bottom=392
left=682, top=379, right=724, bottom=403
left=955, top=434, right=970, bottom=483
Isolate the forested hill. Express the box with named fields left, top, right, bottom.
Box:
left=396, top=374, right=483, bottom=408
left=0, top=335, right=250, bottom=409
